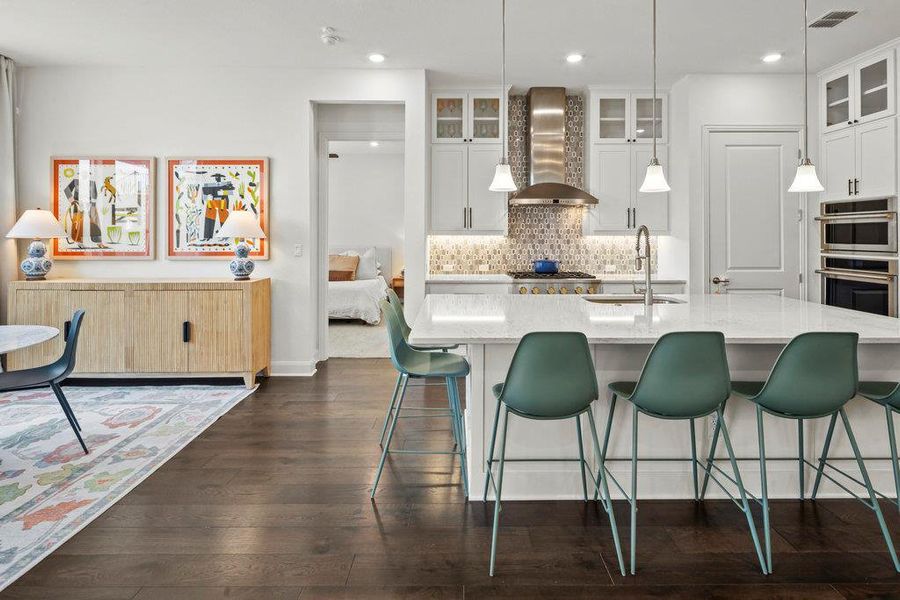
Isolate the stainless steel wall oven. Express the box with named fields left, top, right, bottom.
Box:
left=817, top=256, right=897, bottom=317
left=817, top=198, right=897, bottom=254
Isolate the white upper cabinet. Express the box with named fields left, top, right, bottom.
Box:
left=466, top=145, right=507, bottom=232
left=432, top=90, right=504, bottom=144
left=430, top=144, right=506, bottom=235
left=590, top=89, right=668, bottom=144
left=822, top=118, right=897, bottom=201
left=820, top=50, right=895, bottom=134
left=588, top=144, right=668, bottom=233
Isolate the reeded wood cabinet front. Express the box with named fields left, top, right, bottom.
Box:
left=7, top=279, right=271, bottom=388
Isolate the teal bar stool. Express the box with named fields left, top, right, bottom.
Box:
left=600, top=331, right=767, bottom=576
left=371, top=299, right=470, bottom=499
left=484, top=331, right=624, bottom=577
left=377, top=289, right=460, bottom=448
left=701, top=332, right=899, bottom=574
left=856, top=381, right=900, bottom=512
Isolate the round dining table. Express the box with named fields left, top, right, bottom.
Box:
left=0, top=325, right=59, bottom=355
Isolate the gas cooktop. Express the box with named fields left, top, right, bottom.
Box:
left=507, top=271, right=597, bottom=280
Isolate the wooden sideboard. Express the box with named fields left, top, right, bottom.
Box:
left=6, top=279, right=271, bottom=388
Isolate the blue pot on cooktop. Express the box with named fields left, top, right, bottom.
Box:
left=533, top=259, right=560, bottom=274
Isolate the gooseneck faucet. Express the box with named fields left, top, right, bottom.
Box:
left=635, top=224, right=653, bottom=306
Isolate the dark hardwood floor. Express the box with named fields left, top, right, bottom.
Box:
left=4, top=358, right=900, bottom=599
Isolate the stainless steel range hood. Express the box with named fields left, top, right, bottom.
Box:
left=508, top=87, right=599, bottom=207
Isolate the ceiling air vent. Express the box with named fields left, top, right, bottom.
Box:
left=810, top=10, right=858, bottom=28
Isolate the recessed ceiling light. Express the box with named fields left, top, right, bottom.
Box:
left=368, top=53, right=386, bottom=63
left=369, top=141, right=380, bottom=147
left=566, top=53, right=584, bottom=64
left=762, top=53, right=783, bottom=63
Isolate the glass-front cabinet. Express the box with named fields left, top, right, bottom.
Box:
left=591, top=90, right=668, bottom=144
left=821, top=50, right=895, bottom=134
left=432, top=90, right=503, bottom=144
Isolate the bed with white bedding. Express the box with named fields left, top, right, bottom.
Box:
left=327, top=246, right=392, bottom=325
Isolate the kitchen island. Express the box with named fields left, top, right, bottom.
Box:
left=409, top=293, right=900, bottom=501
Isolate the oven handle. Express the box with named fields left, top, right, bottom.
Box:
left=815, top=211, right=896, bottom=222
left=816, top=268, right=897, bottom=283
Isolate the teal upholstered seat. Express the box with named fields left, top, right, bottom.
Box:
left=601, top=331, right=766, bottom=576
left=371, top=299, right=470, bottom=500
left=701, top=332, right=899, bottom=574
left=484, top=332, right=623, bottom=577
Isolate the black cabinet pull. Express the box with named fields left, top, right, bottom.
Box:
left=63, top=320, right=71, bottom=342
left=848, top=179, right=853, bottom=196
left=848, top=121, right=853, bottom=125
left=182, top=321, right=191, bottom=343
left=854, top=119, right=859, bottom=124
left=854, top=178, right=859, bottom=196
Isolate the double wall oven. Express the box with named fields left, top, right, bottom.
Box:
left=817, top=197, right=898, bottom=317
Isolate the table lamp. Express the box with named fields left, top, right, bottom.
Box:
left=216, top=210, right=266, bottom=280
left=6, top=209, right=68, bottom=280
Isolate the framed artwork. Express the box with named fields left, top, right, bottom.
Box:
left=167, top=157, right=268, bottom=259
left=51, top=157, right=154, bottom=259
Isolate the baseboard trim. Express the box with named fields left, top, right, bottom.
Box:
left=269, top=361, right=317, bottom=377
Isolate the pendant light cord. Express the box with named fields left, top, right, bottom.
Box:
left=500, top=0, right=508, bottom=165
left=651, top=0, right=657, bottom=159
left=802, top=0, right=809, bottom=162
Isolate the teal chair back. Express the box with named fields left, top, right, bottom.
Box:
left=498, top=332, right=598, bottom=419
left=753, top=332, right=858, bottom=418
left=630, top=332, right=730, bottom=418
left=381, top=299, right=415, bottom=375
left=386, top=288, right=411, bottom=338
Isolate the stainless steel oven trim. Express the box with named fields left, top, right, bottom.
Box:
left=820, top=215, right=898, bottom=253
left=815, top=211, right=896, bottom=221
left=818, top=268, right=898, bottom=317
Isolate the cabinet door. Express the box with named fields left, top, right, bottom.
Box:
left=594, top=94, right=630, bottom=143
left=822, top=68, right=854, bottom=133
left=128, top=291, right=189, bottom=373
left=856, top=118, right=897, bottom=198
left=430, top=145, right=469, bottom=232
left=188, top=290, right=244, bottom=373
left=469, top=92, right=502, bottom=144
left=466, top=145, right=507, bottom=233
left=632, top=94, right=667, bottom=144
left=855, top=51, right=895, bottom=124
left=432, top=93, right=467, bottom=143
left=589, top=145, right=631, bottom=232
left=69, top=291, right=125, bottom=373
left=7, top=290, right=69, bottom=370
left=631, top=145, right=669, bottom=232
left=822, top=129, right=856, bottom=200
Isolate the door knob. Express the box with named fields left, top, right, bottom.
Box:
left=711, top=276, right=730, bottom=285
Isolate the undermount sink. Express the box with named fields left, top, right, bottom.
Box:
left=582, top=295, right=685, bottom=306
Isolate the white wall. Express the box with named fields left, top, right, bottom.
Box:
left=16, top=66, right=427, bottom=375
left=665, top=73, right=807, bottom=294
left=327, top=150, right=405, bottom=277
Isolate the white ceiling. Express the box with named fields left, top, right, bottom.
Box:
left=2, top=0, right=899, bottom=87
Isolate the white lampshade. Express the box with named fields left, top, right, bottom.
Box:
left=6, top=209, right=67, bottom=239
left=639, top=161, right=671, bottom=193
left=489, top=163, right=517, bottom=192
left=217, top=210, right=266, bottom=239
left=788, top=160, right=824, bottom=193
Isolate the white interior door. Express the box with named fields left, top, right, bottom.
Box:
left=707, top=130, right=802, bottom=297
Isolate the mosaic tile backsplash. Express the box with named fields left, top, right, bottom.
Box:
left=429, top=93, right=657, bottom=276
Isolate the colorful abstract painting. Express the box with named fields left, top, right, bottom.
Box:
left=0, top=384, right=254, bottom=591
left=51, top=157, right=155, bottom=259
left=167, top=158, right=268, bottom=259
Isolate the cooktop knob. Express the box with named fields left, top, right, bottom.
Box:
left=587, top=285, right=597, bottom=294
left=547, top=287, right=557, bottom=294
left=575, top=286, right=584, bottom=294
left=560, top=287, right=569, bottom=294
left=531, top=287, right=541, bottom=294
left=519, top=286, right=528, bottom=294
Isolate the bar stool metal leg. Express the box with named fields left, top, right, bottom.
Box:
left=840, top=409, right=900, bottom=571
left=489, top=406, right=510, bottom=577
left=798, top=419, right=805, bottom=500
left=690, top=418, right=699, bottom=501
left=810, top=413, right=838, bottom=499
left=699, top=411, right=722, bottom=500
left=576, top=414, right=588, bottom=502
left=630, top=404, right=639, bottom=575
left=371, top=375, right=409, bottom=498
left=483, top=397, right=503, bottom=502
left=447, top=376, right=469, bottom=497
left=887, top=405, right=900, bottom=513
left=756, top=405, right=773, bottom=574
left=587, top=405, right=626, bottom=576
left=378, top=373, right=404, bottom=448
left=594, top=394, right=618, bottom=502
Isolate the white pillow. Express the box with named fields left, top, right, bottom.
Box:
left=342, top=249, right=379, bottom=280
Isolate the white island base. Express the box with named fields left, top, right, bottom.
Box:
left=409, top=294, right=900, bottom=501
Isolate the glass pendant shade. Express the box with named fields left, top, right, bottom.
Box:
left=788, top=159, right=824, bottom=193
left=489, top=163, right=517, bottom=192
left=639, top=159, right=670, bottom=193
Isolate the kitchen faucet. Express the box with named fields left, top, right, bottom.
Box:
left=634, top=224, right=653, bottom=306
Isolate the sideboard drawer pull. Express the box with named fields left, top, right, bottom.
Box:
left=182, top=321, right=191, bottom=343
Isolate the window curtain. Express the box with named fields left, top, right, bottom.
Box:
left=0, top=55, right=18, bottom=325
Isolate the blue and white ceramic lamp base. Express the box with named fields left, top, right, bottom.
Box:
left=229, top=241, right=255, bottom=281
left=20, top=240, right=53, bottom=281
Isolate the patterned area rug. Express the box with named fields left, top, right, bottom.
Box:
left=0, top=384, right=254, bottom=591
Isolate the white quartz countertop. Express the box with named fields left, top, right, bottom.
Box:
left=426, top=274, right=513, bottom=283
left=409, top=293, right=900, bottom=345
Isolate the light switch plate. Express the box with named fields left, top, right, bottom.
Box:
left=293, top=244, right=303, bottom=257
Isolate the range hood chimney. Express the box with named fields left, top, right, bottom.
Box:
left=507, top=87, right=599, bottom=207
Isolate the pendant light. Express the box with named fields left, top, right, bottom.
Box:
left=788, top=0, right=824, bottom=193
left=639, top=0, right=670, bottom=193
left=489, top=0, right=517, bottom=192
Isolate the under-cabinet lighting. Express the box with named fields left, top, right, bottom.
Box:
left=762, top=53, right=783, bottom=63
left=566, top=53, right=584, bottom=64
left=367, top=53, right=386, bottom=63
left=431, top=315, right=506, bottom=323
